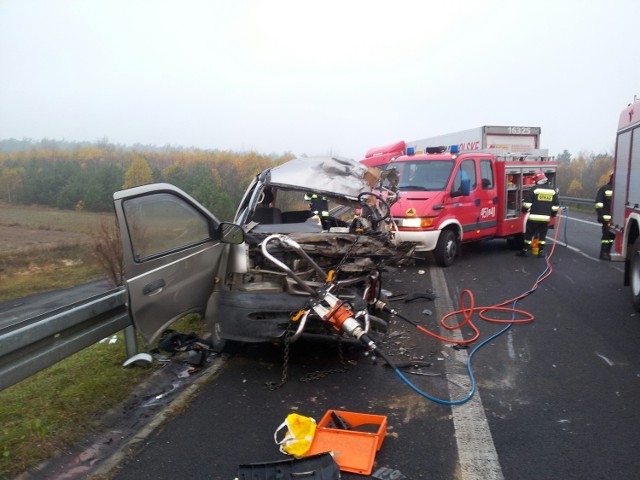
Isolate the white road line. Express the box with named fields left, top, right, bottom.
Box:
left=550, top=239, right=600, bottom=261
left=562, top=215, right=600, bottom=227
left=549, top=235, right=625, bottom=271
left=430, top=267, right=504, bottom=480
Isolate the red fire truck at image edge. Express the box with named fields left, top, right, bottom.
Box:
left=361, top=126, right=557, bottom=267
left=610, top=98, right=640, bottom=311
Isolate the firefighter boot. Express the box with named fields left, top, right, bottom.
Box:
left=602, top=243, right=612, bottom=261
left=537, top=247, right=545, bottom=258
left=600, top=244, right=609, bottom=261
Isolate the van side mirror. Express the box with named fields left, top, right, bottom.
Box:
left=451, top=177, right=471, bottom=197
left=218, top=222, right=245, bottom=244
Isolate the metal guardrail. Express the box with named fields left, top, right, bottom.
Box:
left=0, top=287, right=136, bottom=392
left=559, top=196, right=593, bottom=208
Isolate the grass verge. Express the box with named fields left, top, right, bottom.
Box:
left=0, top=314, right=207, bottom=479
left=0, top=332, right=152, bottom=475
left=0, top=244, right=104, bottom=301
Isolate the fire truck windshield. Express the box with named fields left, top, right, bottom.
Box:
left=395, top=160, right=455, bottom=191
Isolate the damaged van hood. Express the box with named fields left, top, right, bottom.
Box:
left=267, top=156, right=382, bottom=200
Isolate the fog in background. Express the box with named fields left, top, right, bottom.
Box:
left=1, top=0, right=639, bottom=159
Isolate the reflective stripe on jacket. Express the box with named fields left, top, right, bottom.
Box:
left=595, top=182, right=612, bottom=223
left=522, top=186, right=559, bottom=223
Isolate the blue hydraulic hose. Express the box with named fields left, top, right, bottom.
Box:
left=380, top=251, right=553, bottom=406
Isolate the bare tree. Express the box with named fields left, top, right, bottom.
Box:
left=90, top=216, right=124, bottom=287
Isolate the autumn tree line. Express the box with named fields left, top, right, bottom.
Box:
left=0, top=139, right=614, bottom=221
left=555, top=149, right=614, bottom=200
left=0, top=139, right=294, bottom=221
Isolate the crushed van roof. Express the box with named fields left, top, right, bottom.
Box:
left=267, top=156, right=380, bottom=200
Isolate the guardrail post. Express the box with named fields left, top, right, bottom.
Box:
left=124, top=325, right=139, bottom=358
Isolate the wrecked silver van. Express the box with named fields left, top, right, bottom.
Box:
left=113, top=156, right=412, bottom=352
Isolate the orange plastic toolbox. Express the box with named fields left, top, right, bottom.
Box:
left=304, top=410, right=387, bottom=475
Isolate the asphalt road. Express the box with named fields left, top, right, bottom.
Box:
left=99, top=212, right=640, bottom=480
left=553, top=207, right=604, bottom=260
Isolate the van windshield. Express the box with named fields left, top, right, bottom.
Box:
left=394, top=160, right=455, bottom=191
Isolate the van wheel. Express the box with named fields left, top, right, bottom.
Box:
left=631, top=238, right=640, bottom=312
left=434, top=229, right=457, bottom=267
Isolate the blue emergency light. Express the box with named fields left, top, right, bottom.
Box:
left=407, top=147, right=415, bottom=155
left=450, top=145, right=459, bottom=154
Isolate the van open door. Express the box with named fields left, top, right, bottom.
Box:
left=113, top=183, right=244, bottom=345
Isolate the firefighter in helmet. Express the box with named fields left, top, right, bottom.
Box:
left=304, top=193, right=329, bottom=218
left=595, top=171, right=614, bottom=260
left=517, top=171, right=560, bottom=258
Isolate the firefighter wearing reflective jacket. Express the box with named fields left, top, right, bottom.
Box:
left=595, top=172, right=614, bottom=260
left=517, top=171, right=559, bottom=258
left=304, top=193, right=329, bottom=218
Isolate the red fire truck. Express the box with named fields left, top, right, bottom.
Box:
left=610, top=98, right=640, bottom=311
left=362, top=135, right=557, bottom=266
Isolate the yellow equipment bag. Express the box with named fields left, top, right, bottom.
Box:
left=274, top=413, right=317, bottom=457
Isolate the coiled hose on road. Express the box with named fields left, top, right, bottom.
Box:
left=375, top=212, right=563, bottom=405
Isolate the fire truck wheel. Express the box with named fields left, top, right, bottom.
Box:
left=631, top=237, right=640, bottom=312
left=434, top=229, right=457, bottom=267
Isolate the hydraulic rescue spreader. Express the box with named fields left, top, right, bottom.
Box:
left=260, top=234, right=377, bottom=349
left=306, top=285, right=376, bottom=349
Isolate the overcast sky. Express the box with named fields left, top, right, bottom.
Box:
left=1, top=0, right=639, bottom=160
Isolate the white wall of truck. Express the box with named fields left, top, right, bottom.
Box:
left=611, top=98, right=640, bottom=311
left=406, top=126, right=541, bottom=154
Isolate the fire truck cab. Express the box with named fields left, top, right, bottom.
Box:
left=381, top=146, right=557, bottom=266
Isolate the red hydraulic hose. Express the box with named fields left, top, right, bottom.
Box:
left=397, top=211, right=563, bottom=344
